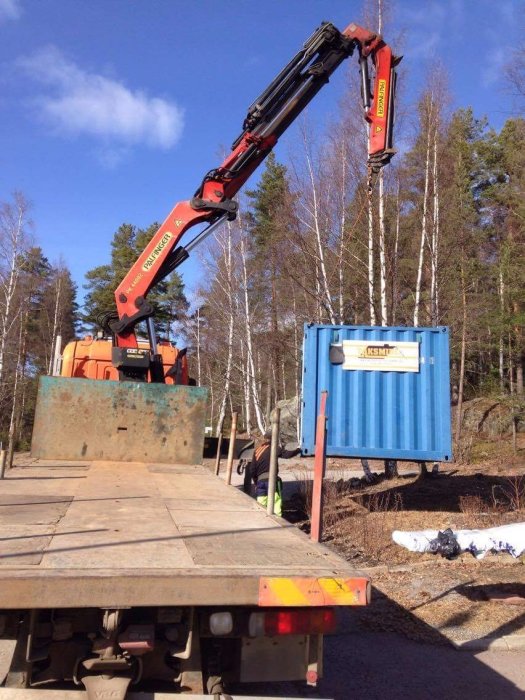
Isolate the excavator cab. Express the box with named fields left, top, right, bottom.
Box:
left=60, top=335, right=189, bottom=384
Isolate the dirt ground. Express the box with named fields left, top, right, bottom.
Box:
left=212, top=435, right=525, bottom=647
left=303, top=437, right=525, bottom=646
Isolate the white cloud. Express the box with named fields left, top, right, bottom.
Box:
left=481, top=47, right=507, bottom=88
left=94, top=146, right=130, bottom=169
left=398, top=0, right=468, bottom=61
left=399, top=1, right=446, bottom=27
left=17, top=46, right=184, bottom=150
left=0, top=0, right=21, bottom=22
left=407, top=31, right=441, bottom=60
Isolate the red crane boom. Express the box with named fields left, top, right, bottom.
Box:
left=108, top=21, right=401, bottom=381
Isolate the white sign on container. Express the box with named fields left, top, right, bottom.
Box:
left=342, top=340, right=420, bottom=372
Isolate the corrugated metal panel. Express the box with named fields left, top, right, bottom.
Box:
left=301, top=324, right=452, bottom=462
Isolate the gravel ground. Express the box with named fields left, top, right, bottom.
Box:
left=214, top=450, right=525, bottom=648
left=353, top=561, right=525, bottom=645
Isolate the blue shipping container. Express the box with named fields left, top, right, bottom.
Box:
left=301, top=324, right=452, bottom=462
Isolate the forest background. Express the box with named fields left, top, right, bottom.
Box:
left=1, top=1, right=524, bottom=457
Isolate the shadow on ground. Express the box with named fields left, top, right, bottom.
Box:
left=354, top=471, right=521, bottom=512
left=276, top=469, right=519, bottom=517
left=457, top=582, right=525, bottom=602
left=231, top=585, right=525, bottom=699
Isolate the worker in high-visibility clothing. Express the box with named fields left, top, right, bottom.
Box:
left=250, top=431, right=301, bottom=516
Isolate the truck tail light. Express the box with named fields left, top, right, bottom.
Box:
left=249, top=608, right=337, bottom=637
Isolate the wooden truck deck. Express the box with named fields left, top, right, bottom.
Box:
left=0, top=459, right=369, bottom=610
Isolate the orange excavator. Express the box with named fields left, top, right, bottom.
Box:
left=62, top=20, right=400, bottom=384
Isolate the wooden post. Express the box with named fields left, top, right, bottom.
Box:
left=311, top=391, right=328, bottom=542
left=267, top=408, right=281, bottom=515
left=0, top=449, right=6, bottom=480
left=225, top=411, right=238, bottom=485
left=214, top=417, right=225, bottom=476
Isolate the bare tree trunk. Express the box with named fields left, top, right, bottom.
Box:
left=0, top=195, right=28, bottom=387
left=499, top=268, right=505, bottom=391
left=516, top=357, right=524, bottom=395
left=196, top=306, right=201, bottom=387
left=430, top=131, right=440, bottom=324
left=303, top=133, right=336, bottom=324
left=237, top=339, right=250, bottom=434
left=281, top=359, right=287, bottom=400
left=15, top=300, right=31, bottom=446
left=47, top=272, right=63, bottom=375
left=455, top=266, right=467, bottom=442
left=367, top=170, right=377, bottom=325
left=240, top=341, right=252, bottom=436
left=414, top=104, right=433, bottom=327
left=206, top=362, right=215, bottom=429
left=215, top=222, right=235, bottom=435
left=270, top=264, right=280, bottom=404
left=271, top=362, right=278, bottom=407
left=6, top=370, right=19, bottom=468
left=378, top=170, right=388, bottom=325
left=292, top=288, right=301, bottom=441
left=265, top=360, right=272, bottom=425
left=315, top=261, right=322, bottom=323
left=514, top=302, right=524, bottom=395
left=391, top=181, right=400, bottom=324
left=16, top=372, right=27, bottom=442
left=338, top=146, right=347, bottom=324
left=7, top=319, right=24, bottom=468
left=239, top=232, right=265, bottom=433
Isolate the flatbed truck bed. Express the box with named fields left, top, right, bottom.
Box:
left=0, top=458, right=367, bottom=609
left=0, top=457, right=368, bottom=698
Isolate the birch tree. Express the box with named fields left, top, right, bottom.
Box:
left=0, top=193, right=31, bottom=392
left=409, top=69, right=449, bottom=327
left=296, top=123, right=336, bottom=324
left=429, top=127, right=440, bottom=324
left=413, top=90, right=434, bottom=327
left=209, top=220, right=236, bottom=435
left=238, top=223, right=265, bottom=433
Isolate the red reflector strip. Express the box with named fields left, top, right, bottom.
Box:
left=264, top=608, right=337, bottom=636
left=258, top=577, right=370, bottom=607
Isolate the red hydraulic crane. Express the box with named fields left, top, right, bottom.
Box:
left=102, top=21, right=401, bottom=381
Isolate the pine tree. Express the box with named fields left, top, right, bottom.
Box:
left=83, top=222, right=188, bottom=337
left=481, top=118, right=525, bottom=393
left=246, top=152, right=294, bottom=407
left=0, top=242, right=79, bottom=453
left=83, top=263, right=114, bottom=326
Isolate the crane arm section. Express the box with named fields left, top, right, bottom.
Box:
left=110, top=20, right=400, bottom=365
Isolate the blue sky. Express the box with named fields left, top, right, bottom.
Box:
left=1, top=0, right=522, bottom=308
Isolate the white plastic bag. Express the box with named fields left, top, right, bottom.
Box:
left=392, top=522, right=525, bottom=559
